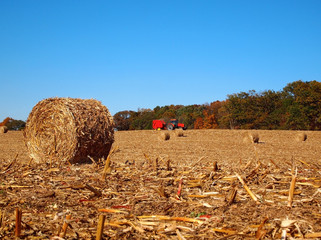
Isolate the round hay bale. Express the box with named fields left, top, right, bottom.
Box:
left=159, top=131, right=170, bottom=141
left=0, top=126, right=8, bottom=134
left=242, top=134, right=251, bottom=144
left=296, top=132, right=307, bottom=142
left=242, top=137, right=249, bottom=143
left=243, top=132, right=259, bottom=144
left=24, top=97, right=114, bottom=164
left=250, top=132, right=260, bottom=143
left=175, top=129, right=184, bottom=137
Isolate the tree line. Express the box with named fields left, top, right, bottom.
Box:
left=114, top=80, right=321, bottom=130
left=0, top=117, right=26, bottom=130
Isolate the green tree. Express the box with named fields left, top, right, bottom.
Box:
left=283, top=80, right=321, bottom=130
left=130, top=108, right=155, bottom=130
left=112, top=80, right=321, bottom=131
left=5, top=119, right=26, bottom=130
left=220, top=90, right=284, bottom=129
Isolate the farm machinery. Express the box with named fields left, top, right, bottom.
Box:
left=152, top=119, right=186, bottom=130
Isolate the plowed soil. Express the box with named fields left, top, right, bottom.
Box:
left=0, top=130, right=321, bottom=239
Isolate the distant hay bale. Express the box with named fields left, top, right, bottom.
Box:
left=159, top=131, right=170, bottom=141
left=0, top=126, right=8, bottom=134
left=243, top=132, right=259, bottom=144
left=242, top=135, right=250, bottom=143
left=24, top=97, right=114, bottom=164
left=250, top=132, right=260, bottom=143
left=175, top=129, right=184, bottom=137
left=296, top=132, right=307, bottom=142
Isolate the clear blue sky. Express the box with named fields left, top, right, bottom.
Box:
left=1, top=1, right=320, bottom=121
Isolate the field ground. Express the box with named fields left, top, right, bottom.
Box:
left=0, top=129, right=321, bottom=239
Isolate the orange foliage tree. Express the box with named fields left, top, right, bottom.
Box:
left=0, top=117, right=12, bottom=126
left=203, top=110, right=218, bottom=129
left=194, top=117, right=204, bottom=129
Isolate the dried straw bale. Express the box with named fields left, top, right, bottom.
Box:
left=0, top=126, right=8, bottom=134
left=243, top=131, right=259, bottom=144
left=24, top=97, right=114, bottom=164
left=159, top=131, right=170, bottom=141
left=175, top=129, right=184, bottom=137
left=296, top=132, right=307, bottom=142
left=250, top=132, right=260, bottom=143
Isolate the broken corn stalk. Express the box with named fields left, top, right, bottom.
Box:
left=96, top=215, right=106, bottom=240
left=138, top=215, right=203, bottom=224
left=15, top=208, right=22, bottom=237
left=176, top=179, right=183, bottom=199
left=188, top=195, right=208, bottom=198
left=212, top=228, right=237, bottom=235
left=102, top=146, right=119, bottom=179
left=143, top=153, right=152, bottom=166
left=176, top=229, right=187, bottom=240
left=59, top=214, right=71, bottom=238
left=305, top=232, right=321, bottom=238
left=98, top=208, right=128, bottom=214
left=288, top=168, right=297, bottom=208
left=236, top=173, right=259, bottom=203
left=171, top=217, right=204, bottom=224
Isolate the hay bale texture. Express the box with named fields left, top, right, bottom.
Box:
left=24, top=97, right=114, bottom=164
left=243, top=132, right=260, bottom=144
left=175, top=129, right=184, bottom=137
left=296, top=132, right=307, bottom=142
left=0, top=126, right=8, bottom=134
left=159, top=131, right=170, bottom=141
left=250, top=132, right=260, bottom=143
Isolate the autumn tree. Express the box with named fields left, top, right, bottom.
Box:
left=201, top=110, right=217, bottom=129
left=283, top=80, right=321, bottom=130
left=221, top=91, right=256, bottom=129
left=113, top=111, right=135, bottom=130
left=0, top=117, right=12, bottom=126
left=112, top=80, right=321, bottom=131
left=254, top=90, right=284, bottom=129
left=221, top=90, right=284, bottom=129
left=130, top=108, right=155, bottom=130
left=194, top=117, right=204, bottom=129
left=6, top=119, right=26, bottom=130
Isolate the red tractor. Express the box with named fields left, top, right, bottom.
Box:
left=152, top=119, right=186, bottom=130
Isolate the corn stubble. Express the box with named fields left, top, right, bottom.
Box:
left=0, top=129, right=320, bottom=239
